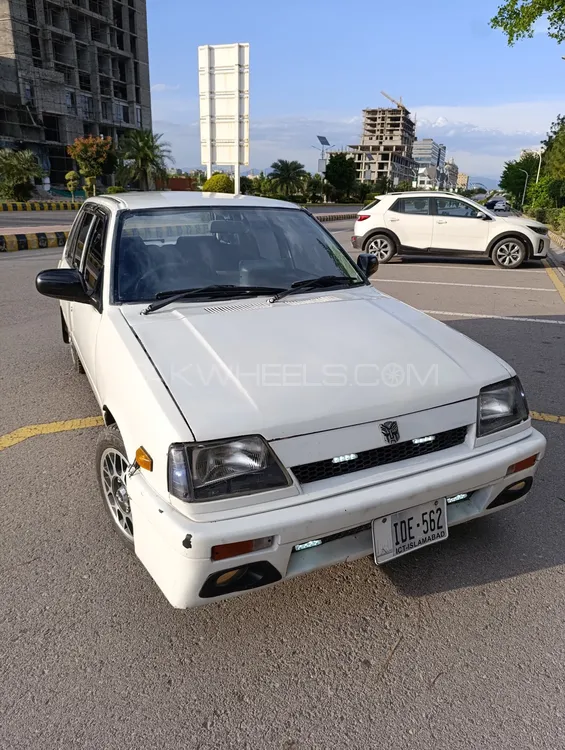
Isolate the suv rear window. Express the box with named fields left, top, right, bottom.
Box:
left=362, top=199, right=380, bottom=210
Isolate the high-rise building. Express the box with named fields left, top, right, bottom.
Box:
left=0, top=0, right=152, bottom=186
left=457, top=172, right=469, bottom=191
left=342, top=105, right=417, bottom=186
left=412, top=138, right=447, bottom=189
left=444, top=158, right=459, bottom=191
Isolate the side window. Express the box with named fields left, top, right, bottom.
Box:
left=394, top=197, right=430, bottom=215
left=436, top=198, right=480, bottom=218
left=83, top=215, right=106, bottom=295
left=67, top=212, right=94, bottom=269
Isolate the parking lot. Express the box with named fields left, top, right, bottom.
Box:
left=1, top=221, right=565, bottom=750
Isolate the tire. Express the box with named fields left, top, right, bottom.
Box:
left=363, top=233, right=396, bottom=263
left=69, top=341, right=85, bottom=374
left=491, top=237, right=527, bottom=269
left=96, top=424, right=134, bottom=550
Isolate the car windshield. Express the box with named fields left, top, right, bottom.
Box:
left=114, top=207, right=363, bottom=303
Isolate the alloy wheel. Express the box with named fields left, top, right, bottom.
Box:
left=100, top=447, right=133, bottom=542
left=495, top=241, right=523, bottom=267
left=367, top=236, right=393, bottom=261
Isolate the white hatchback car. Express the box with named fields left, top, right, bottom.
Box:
left=352, top=191, right=549, bottom=268
left=36, top=192, right=545, bottom=609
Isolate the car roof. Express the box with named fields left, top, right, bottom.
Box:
left=381, top=191, right=473, bottom=199
left=86, top=191, right=299, bottom=212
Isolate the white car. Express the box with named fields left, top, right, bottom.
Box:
left=352, top=191, right=549, bottom=268
left=36, top=192, right=546, bottom=609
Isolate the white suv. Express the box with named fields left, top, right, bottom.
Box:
left=35, top=192, right=545, bottom=608
left=352, top=192, right=549, bottom=268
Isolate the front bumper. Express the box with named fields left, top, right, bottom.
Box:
left=532, top=236, right=549, bottom=258
left=128, top=428, right=546, bottom=609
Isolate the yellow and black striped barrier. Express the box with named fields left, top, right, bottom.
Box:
left=0, top=202, right=81, bottom=212
left=0, top=231, right=69, bottom=252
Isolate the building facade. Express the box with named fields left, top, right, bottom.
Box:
left=0, top=0, right=152, bottom=186
left=412, top=138, right=448, bottom=190
left=457, top=172, right=469, bottom=191
left=343, top=106, right=417, bottom=186
left=444, top=158, right=459, bottom=191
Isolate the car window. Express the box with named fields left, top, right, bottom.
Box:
left=436, top=198, right=481, bottom=218
left=114, top=207, right=363, bottom=302
left=67, top=211, right=94, bottom=268
left=391, top=197, right=430, bottom=215
left=83, top=215, right=105, bottom=295
left=363, top=199, right=380, bottom=210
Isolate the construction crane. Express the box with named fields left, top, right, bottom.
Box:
left=380, top=91, right=407, bottom=111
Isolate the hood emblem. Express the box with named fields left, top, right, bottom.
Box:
left=380, top=421, right=400, bottom=445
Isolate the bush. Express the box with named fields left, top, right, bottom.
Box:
left=105, top=185, right=127, bottom=194
left=532, top=207, right=547, bottom=224
left=202, top=173, right=234, bottom=193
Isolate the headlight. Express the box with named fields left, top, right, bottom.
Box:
left=477, top=377, right=529, bottom=437
left=168, top=436, right=291, bottom=502
left=528, top=225, right=548, bottom=236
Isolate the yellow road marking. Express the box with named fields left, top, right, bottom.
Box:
left=0, top=410, right=564, bottom=454
left=0, top=417, right=104, bottom=452
left=531, top=411, right=565, bottom=425
left=543, top=259, right=565, bottom=305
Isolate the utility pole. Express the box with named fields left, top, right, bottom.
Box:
left=518, top=168, right=529, bottom=207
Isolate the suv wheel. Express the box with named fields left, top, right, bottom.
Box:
left=363, top=233, right=396, bottom=263
left=96, top=425, right=134, bottom=549
left=491, top=237, right=526, bottom=269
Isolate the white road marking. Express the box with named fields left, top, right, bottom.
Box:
left=375, top=279, right=555, bottom=293
left=423, top=309, right=565, bottom=325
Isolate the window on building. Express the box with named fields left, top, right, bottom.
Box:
left=26, top=0, right=38, bottom=24
left=135, top=106, right=142, bottom=127
left=65, top=91, right=77, bottom=115
left=29, top=29, right=43, bottom=67
left=43, top=114, right=61, bottom=142
left=101, top=100, right=111, bottom=120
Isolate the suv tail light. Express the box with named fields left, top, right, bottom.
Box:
left=357, top=214, right=370, bottom=221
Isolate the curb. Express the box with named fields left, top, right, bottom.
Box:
left=316, top=213, right=358, bottom=222
left=0, top=231, right=69, bottom=252
left=0, top=202, right=81, bottom=212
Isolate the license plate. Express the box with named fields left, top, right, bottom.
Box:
left=372, top=498, right=448, bottom=564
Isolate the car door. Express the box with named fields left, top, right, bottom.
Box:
left=70, top=210, right=107, bottom=396
left=431, top=197, right=491, bottom=252
left=58, top=209, right=95, bottom=330
left=384, top=196, right=433, bottom=250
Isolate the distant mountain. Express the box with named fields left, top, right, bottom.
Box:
left=468, top=176, right=499, bottom=190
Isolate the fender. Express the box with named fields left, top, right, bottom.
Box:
left=488, top=231, right=534, bottom=260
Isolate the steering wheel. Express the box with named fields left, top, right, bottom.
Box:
left=132, top=263, right=192, bottom=297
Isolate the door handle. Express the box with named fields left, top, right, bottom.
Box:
left=436, top=220, right=448, bottom=224
left=389, top=217, right=400, bottom=222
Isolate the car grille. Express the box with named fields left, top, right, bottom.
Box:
left=290, top=426, right=468, bottom=485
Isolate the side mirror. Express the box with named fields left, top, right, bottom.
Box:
left=35, top=268, right=92, bottom=304
left=357, top=252, right=379, bottom=278
left=477, top=212, right=491, bottom=221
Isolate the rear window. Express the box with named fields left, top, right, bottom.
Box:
left=362, top=199, right=380, bottom=210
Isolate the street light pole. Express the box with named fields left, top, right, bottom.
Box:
left=518, top=168, right=529, bottom=207
left=536, top=149, right=543, bottom=183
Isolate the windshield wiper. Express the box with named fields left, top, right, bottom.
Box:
left=269, top=275, right=361, bottom=304
left=141, top=285, right=285, bottom=315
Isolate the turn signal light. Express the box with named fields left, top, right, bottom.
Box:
left=211, top=536, right=274, bottom=561
left=506, top=454, right=538, bottom=475
left=357, top=214, right=370, bottom=221
left=135, top=446, right=153, bottom=472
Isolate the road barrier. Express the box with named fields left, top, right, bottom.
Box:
left=0, top=202, right=81, bottom=212
left=0, top=231, right=69, bottom=252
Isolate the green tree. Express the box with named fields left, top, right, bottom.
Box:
left=67, top=136, right=114, bottom=196
left=303, top=173, right=324, bottom=202
left=491, top=1, right=565, bottom=44
left=374, top=176, right=394, bottom=195
left=499, top=151, right=539, bottom=205
left=117, top=130, right=172, bottom=191
left=268, top=159, right=307, bottom=196
left=395, top=180, right=414, bottom=192
left=354, top=180, right=375, bottom=204
left=239, top=175, right=253, bottom=195
left=0, top=149, right=43, bottom=201
left=65, top=170, right=80, bottom=202
left=202, top=173, right=234, bottom=193
left=324, top=153, right=357, bottom=199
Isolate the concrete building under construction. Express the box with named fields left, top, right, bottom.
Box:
left=0, top=0, right=152, bottom=186
left=345, top=97, right=417, bottom=186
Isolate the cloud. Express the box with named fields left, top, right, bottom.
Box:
left=151, top=83, right=181, bottom=93
left=152, top=96, right=564, bottom=178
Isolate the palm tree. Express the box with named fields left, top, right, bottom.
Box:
left=269, top=159, right=307, bottom=196
left=117, top=130, right=172, bottom=190
left=0, top=148, right=43, bottom=201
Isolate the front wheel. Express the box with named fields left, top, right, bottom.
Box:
left=96, top=425, right=134, bottom=549
left=363, top=233, right=396, bottom=263
left=491, top=237, right=527, bottom=269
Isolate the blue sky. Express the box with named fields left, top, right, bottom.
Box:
left=147, top=0, right=565, bottom=182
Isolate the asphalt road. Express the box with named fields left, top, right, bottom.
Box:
left=1, top=226, right=565, bottom=750
left=0, top=205, right=362, bottom=232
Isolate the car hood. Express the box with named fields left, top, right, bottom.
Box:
left=499, top=215, right=547, bottom=231
left=121, top=289, right=512, bottom=441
